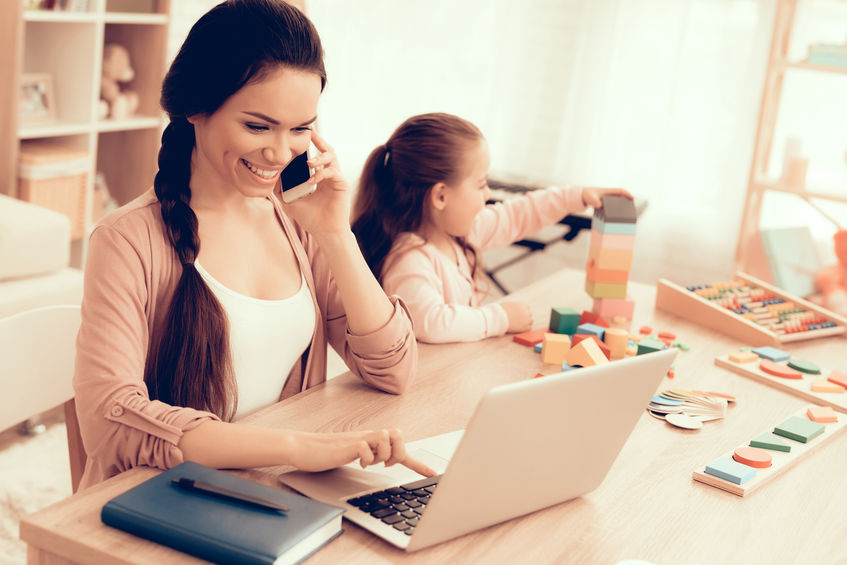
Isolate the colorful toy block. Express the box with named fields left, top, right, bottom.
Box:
left=603, top=327, right=629, bottom=359
left=729, top=350, right=759, bottom=363
left=715, top=351, right=847, bottom=414
left=828, top=371, right=847, bottom=389
left=570, top=334, right=611, bottom=360
left=578, top=310, right=610, bottom=328
left=588, top=229, right=636, bottom=250
left=533, top=342, right=543, bottom=353
left=541, top=333, right=571, bottom=365
left=694, top=406, right=847, bottom=496
left=595, top=195, right=637, bottom=224
left=587, top=247, right=634, bottom=271
left=704, top=458, right=756, bottom=485
left=549, top=307, right=580, bottom=335
left=565, top=338, right=609, bottom=368
left=637, top=338, right=664, bottom=355
left=585, top=261, right=629, bottom=285
left=787, top=358, right=821, bottom=374
left=513, top=329, right=549, bottom=347
left=585, top=280, right=628, bottom=299
left=751, top=346, right=790, bottom=362
left=592, top=297, right=635, bottom=320
left=806, top=406, right=838, bottom=423
left=575, top=323, right=605, bottom=340
left=592, top=217, right=637, bottom=235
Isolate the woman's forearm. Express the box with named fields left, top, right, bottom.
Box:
left=179, top=420, right=295, bottom=469
left=312, top=229, right=394, bottom=335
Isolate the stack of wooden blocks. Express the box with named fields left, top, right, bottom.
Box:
left=585, top=195, right=637, bottom=326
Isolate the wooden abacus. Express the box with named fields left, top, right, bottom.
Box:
left=655, top=272, right=847, bottom=346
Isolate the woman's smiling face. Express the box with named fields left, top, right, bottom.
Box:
left=188, top=66, right=322, bottom=198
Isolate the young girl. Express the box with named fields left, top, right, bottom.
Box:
left=73, top=0, right=432, bottom=489
left=352, top=113, right=632, bottom=343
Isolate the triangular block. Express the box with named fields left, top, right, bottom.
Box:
left=565, top=338, right=610, bottom=368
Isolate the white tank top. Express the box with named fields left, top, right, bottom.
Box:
left=195, top=261, right=316, bottom=420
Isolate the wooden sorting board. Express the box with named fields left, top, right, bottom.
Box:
left=714, top=353, right=847, bottom=414
left=693, top=406, right=847, bottom=496
left=655, top=272, right=847, bottom=347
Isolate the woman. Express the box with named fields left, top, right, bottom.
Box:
left=73, top=0, right=430, bottom=489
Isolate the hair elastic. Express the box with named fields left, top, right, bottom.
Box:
left=383, top=146, right=391, bottom=167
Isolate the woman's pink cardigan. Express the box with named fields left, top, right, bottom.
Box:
left=74, top=190, right=416, bottom=489
left=381, top=185, right=585, bottom=343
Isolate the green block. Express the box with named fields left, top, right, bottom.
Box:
left=787, top=358, right=821, bottom=374
left=673, top=342, right=690, bottom=351
left=549, top=307, right=579, bottom=334
left=637, top=338, right=664, bottom=355
left=750, top=432, right=791, bottom=452
left=773, top=416, right=825, bottom=443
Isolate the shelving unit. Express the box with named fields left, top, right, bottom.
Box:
left=735, top=0, right=847, bottom=281
left=1, top=0, right=170, bottom=266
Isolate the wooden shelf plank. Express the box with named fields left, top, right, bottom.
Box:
left=23, top=11, right=98, bottom=23
left=752, top=178, right=847, bottom=204
left=96, top=116, right=163, bottom=133
left=19, top=121, right=93, bottom=139
left=782, top=60, right=847, bottom=76
left=103, top=13, right=168, bottom=25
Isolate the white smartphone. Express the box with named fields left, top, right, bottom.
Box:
left=280, top=144, right=317, bottom=203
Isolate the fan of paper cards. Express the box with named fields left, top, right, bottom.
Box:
left=648, top=390, right=736, bottom=430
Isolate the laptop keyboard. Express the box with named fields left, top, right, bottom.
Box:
left=345, top=475, right=441, bottom=535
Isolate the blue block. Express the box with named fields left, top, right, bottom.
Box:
left=592, top=218, right=637, bottom=235
left=704, top=458, right=756, bottom=485
left=751, top=346, right=790, bottom=362
left=575, top=323, right=605, bottom=341
left=533, top=342, right=543, bottom=353
left=561, top=362, right=577, bottom=371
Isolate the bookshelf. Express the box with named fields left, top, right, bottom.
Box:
left=1, top=0, right=170, bottom=266
left=735, top=0, right=847, bottom=281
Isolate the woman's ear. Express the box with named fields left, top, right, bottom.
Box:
left=428, top=182, right=448, bottom=211
left=186, top=114, right=201, bottom=125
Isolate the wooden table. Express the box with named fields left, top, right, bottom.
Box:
left=21, top=269, right=847, bottom=564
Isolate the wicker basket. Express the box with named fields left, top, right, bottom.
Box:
left=17, top=141, right=90, bottom=239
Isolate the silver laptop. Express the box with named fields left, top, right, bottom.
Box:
left=280, top=348, right=677, bottom=552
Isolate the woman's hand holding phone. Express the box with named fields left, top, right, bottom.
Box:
left=281, top=130, right=353, bottom=240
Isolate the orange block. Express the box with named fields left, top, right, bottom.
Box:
left=807, top=405, right=838, bottom=423
left=541, top=333, right=571, bottom=365
left=571, top=334, right=611, bottom=360
left=811, top=380, right=844, bottom=393
left=587, top=247, right=633, bottom=271
left=760, top=359, right=802, bottom=379
left=603, top=327, right=629, bottom=359
left=565, top=338, right=610, bottom=368
left=828, top=370, right=847, bottom=389
left=585, top=259, right=630, bottom=285
left=513, top=329, right=549, bottom=347
left=729, top=350, right=759, bottom=363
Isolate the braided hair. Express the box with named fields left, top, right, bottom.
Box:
left=144, top=0, right=326, bottom=420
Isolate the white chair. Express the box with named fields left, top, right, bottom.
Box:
left=0, top=305, right=86, bottom=492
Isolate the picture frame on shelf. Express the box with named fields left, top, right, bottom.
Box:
left=19, top=73, right=56, bottom=125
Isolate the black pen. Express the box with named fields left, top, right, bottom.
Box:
left=171, top=478, right=289, bottom=513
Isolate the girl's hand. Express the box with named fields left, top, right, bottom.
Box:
left=580, top=187, right=634, bottom=208
left=286, top=428, right=437, bottom=477
left=501, top=301, right=533, bottom=333
left=280, top=130, right=351, bottom=239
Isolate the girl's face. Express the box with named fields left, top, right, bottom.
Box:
left=440, top=139, right=491, bottom=238
left=188, top=66, right=322, bottom=199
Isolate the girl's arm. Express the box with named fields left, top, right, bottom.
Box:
left=382, top=249, right=510, bottom=343
left=470, top=185, right=633, bottom=251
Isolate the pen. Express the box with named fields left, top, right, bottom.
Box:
left=171, top=478, right=289, bottom=513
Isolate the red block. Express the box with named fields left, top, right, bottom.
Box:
left=570, top=334, right=611, bottom=360
left=513, top=329, right=550, bottom=347
left=579, top=310, right=610, bottom=328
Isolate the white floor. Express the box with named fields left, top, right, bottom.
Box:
left=0, top=230, right=710, bottom=564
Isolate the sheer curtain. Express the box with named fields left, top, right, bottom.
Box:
left=307, top=0, right=776, bottom=283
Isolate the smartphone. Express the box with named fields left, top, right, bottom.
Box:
left=280, top=145, right=316, bottom=203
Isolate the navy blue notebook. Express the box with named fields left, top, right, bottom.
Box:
left=101, top=461, right=344, bottom=565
